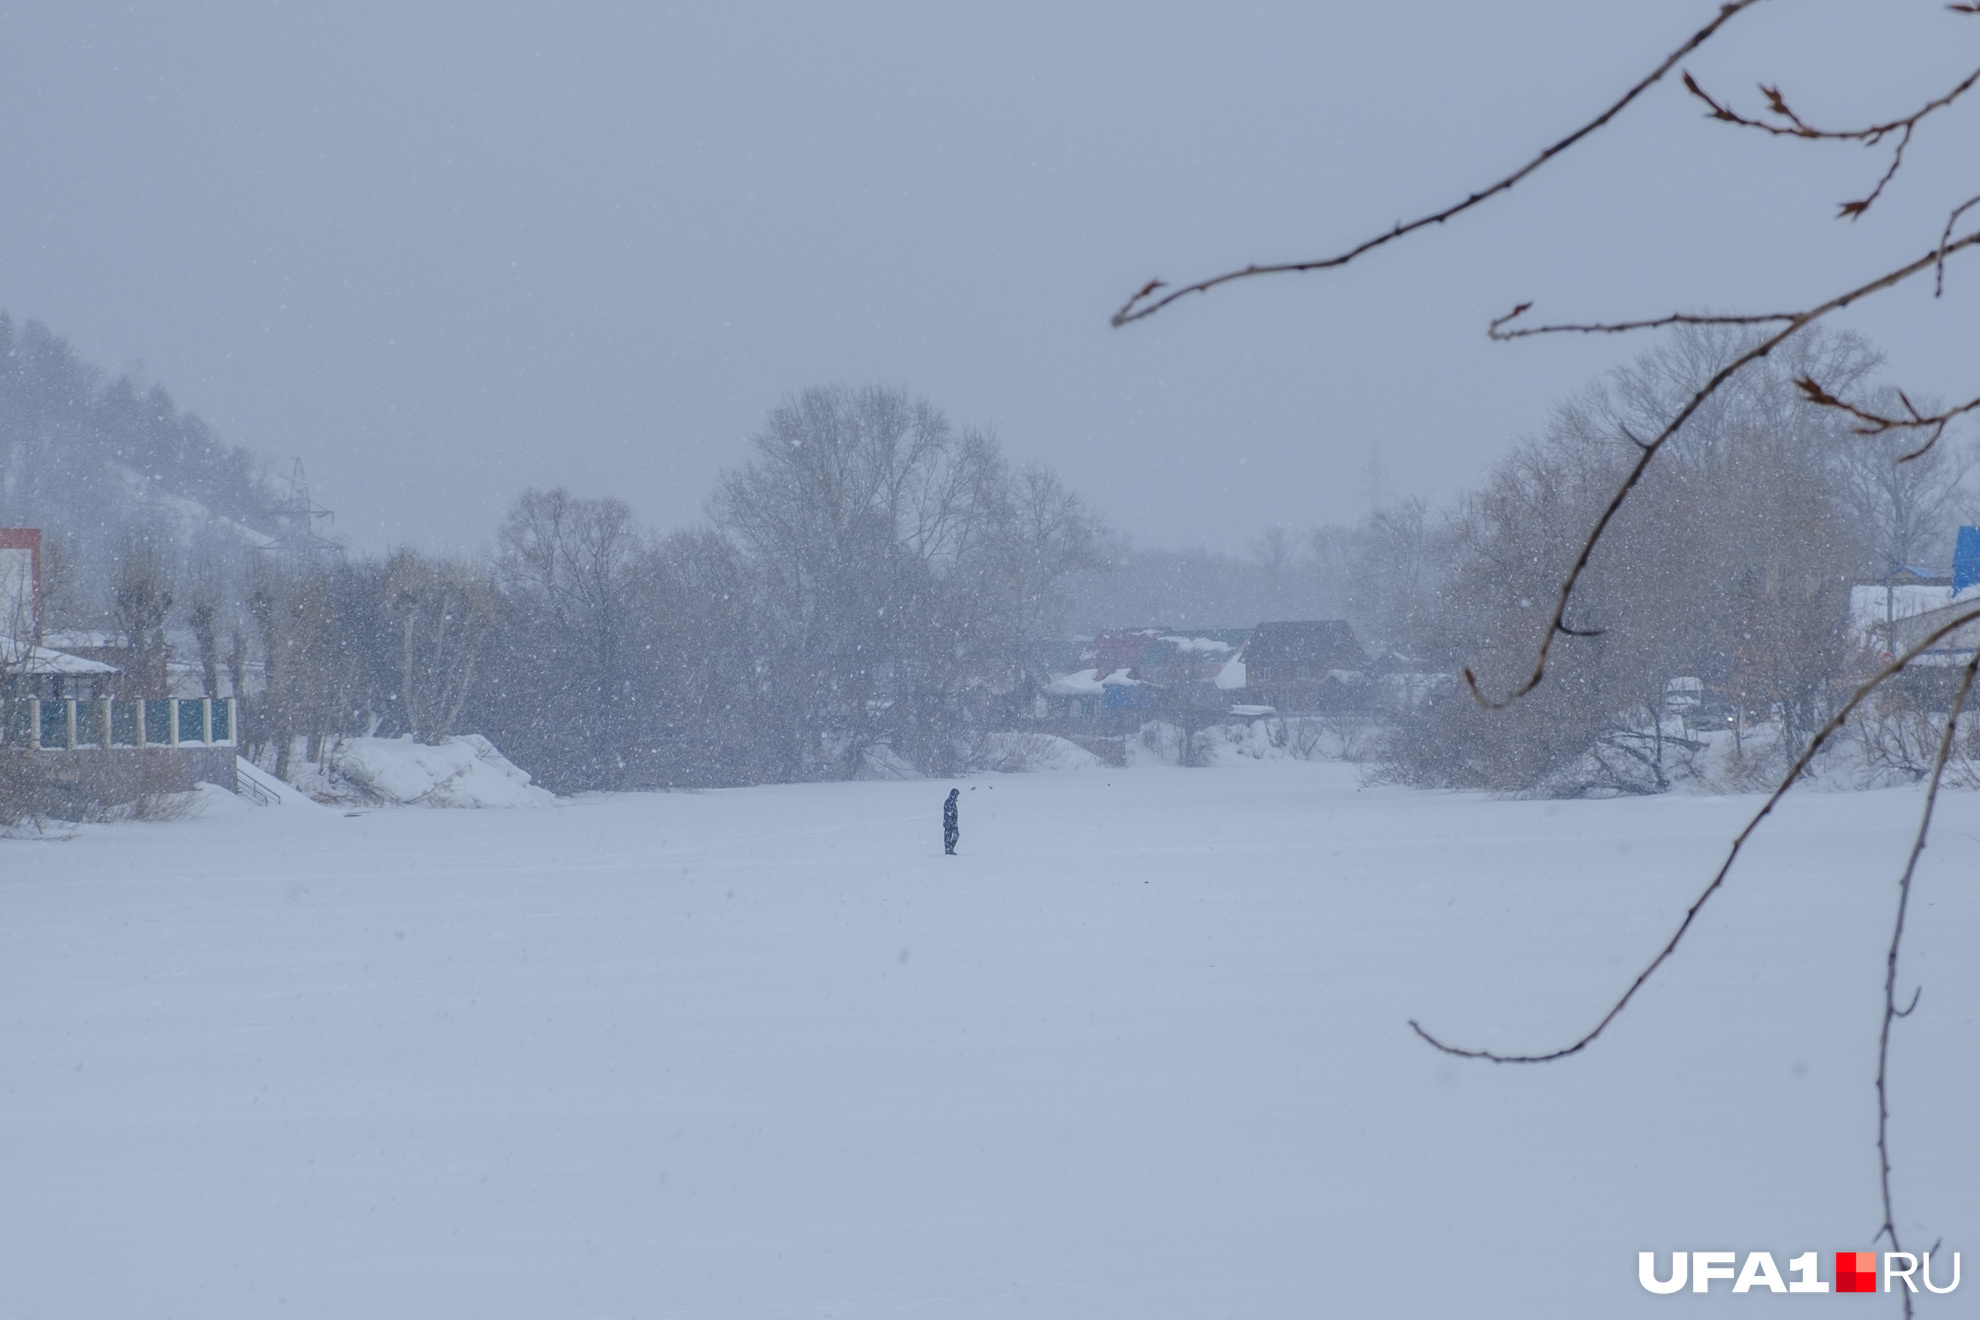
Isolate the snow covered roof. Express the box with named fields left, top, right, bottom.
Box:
left=1905, top=650, right=1980, bottom=667
left=1042, top=667, right=1140, bottom=696
left=1158, top=634, right=1234, bottom=655
left=1043, top=668, right=1102, bottom=696
left=1078, top=628, right=1166, bottom=672
left=1849, top=583, right=1980, bottom=659
left=1850, top=584, right=1956, bottom=650
left=1134, top=630, right=1254, bottom=687
left=0, top=637, right=120, bottom=675
left=41, top=630, right=123, bottom=650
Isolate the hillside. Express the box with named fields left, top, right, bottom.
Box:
left=0, top=313, right=282, bottom=619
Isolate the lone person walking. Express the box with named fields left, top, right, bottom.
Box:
left=943, top=788, right=960, bottom=855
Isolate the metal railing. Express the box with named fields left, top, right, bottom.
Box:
left=235, top=764, right=279, bottom=806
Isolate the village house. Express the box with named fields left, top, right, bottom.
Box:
left=3, top=526, right=239, bottom=805
left=1232, top=620, right=1371, bottom=713
left=1846, top=528, right=1980, bottom=677
left=1034, top=628, right=1171, bottom=729
left=1038, top=621, right=1385, bottom=731
left=1129, top=629, right=1252, bottom=686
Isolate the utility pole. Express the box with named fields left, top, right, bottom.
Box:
left=1361, top=439, right=1386, bottom=514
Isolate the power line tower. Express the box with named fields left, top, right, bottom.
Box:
left=266, top=458, right=337, bottom=560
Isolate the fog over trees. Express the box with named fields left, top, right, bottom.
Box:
left=5, top=314, right=1974, bottom=798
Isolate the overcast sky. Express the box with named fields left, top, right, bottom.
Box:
left=1, top=1, right=1972, bottom=554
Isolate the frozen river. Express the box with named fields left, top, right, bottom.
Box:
left=3, top=760, right=1974, bottom=1317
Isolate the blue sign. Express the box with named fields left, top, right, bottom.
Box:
left=1957, top=526, right=1980, bottom=594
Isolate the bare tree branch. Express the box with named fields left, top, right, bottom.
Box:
left=1681, top=57, right=1980, bottom=218
left=1871, top=646, right=1979, bottom=1320
left=1109, top=0, right=1769, bottom=326
left=1794, top=376, right=1980, bottom=461
left=1463, top=227, right=1980, bottom=710
left=1938, top=193, right=1980, bottom=294
left=1488, top=303, right=1799, bottom=340
left=1413, top=603, right=1980, bottom=1064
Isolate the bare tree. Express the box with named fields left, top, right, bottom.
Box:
left=1378, top=330, right=1884, bottom=795
left=384, top=549, right=495, bottom=744
left=457, top=448, right=1099, bottom=792
left=997, top=465, right=1107, bottom=651
left=245, top=558, right=287, bottom=774
left=1831, top=395, right=1978, bottom=577
left=243, top=554, right=395, bottom=777
left=498, top=489, right=642, bottom=692
left=32, top=533, right=74, bottom=638
left=183, top=541, right=231, bottom=700
left=646, top=526, right=781, bottom=786
left=493, top=487, right=656, bottom=789
left=712, top=385, right=1102, bottom=777
left=110, top=530, right=175, bottom=695
left=1247, top=524, right=1293, bottom=594
left=225, top=624, right=250, bottom=727
left=1344, top=498, right=1439, bottom=659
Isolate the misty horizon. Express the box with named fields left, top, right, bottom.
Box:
left=4, top=1, right=1972, bottom=556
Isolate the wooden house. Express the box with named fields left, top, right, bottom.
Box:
left=1235, top=620, right=1370, bottom=712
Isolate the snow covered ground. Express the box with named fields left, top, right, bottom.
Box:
left=2, top=761, right=1975, bottom=1318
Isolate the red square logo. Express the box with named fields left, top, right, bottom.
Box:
left=1837, top=1251, right=1878, bottom=1293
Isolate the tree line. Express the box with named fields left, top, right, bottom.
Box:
left=105, top=385, right=1105, bottom=792
left=14, top=310, right=1975, bottom=799
left=1134, top=327, right=1975, bottom=795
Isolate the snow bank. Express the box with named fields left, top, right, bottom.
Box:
left=1126, top=721, right=1185, bottom=766
left=1197, top=717, right=1286, bottom=763
left=190, top=781, right=256, bottom=818
left=235, top=757, right=328, bottom=808
left=289, top=734, right=556, bottom=807
left=855, top=743, right=921, bottom=780
left=977, top=731, right=1104, bottom=772
left=1110, top=715, right=1380, bottom=767
left=855, top=733, right=1106, bottom=776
